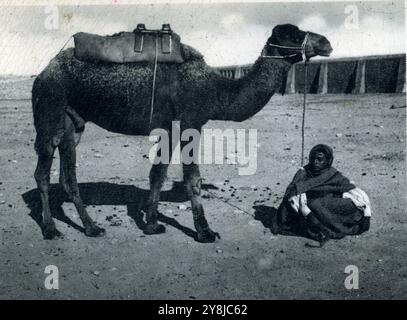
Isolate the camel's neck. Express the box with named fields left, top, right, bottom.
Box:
left=214, top=57, right=293, bottom=122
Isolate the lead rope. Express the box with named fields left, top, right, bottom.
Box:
left=149, top=35, right=159, bottom=131
left=205, top=61, right=309, bottom=217
left=203, top=39, right=310, bottom=218
left=301, top=60, right=309, bottom=166
left=300, top=60, right=324, bottom=247
left=205, top=188, right=255, bottom=218
left=57, top=36, right=73, bottom=56
left=47, top=35, right=73, bottom=62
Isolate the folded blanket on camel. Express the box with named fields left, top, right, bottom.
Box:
left=271, top=165, right=371, bottom=242
left=73, top=24, right=185, bottom=64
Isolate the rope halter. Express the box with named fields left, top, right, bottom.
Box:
left=262, top=32, right=310, bottom=61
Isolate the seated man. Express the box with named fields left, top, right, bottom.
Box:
left=271, top=144, right=371, bottom=245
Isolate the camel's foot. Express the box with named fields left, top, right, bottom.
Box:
left=43, top=222, right=63, bottom=240
left=85, top=224, right=106, bottom=237
left=196, top=228, right=221, bottom=243
left=144, top=223, right=166, bottom=235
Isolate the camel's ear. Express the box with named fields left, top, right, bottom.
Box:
left=268, top=28, right=279, bottom=45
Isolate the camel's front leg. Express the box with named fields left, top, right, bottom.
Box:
left=183, top=163, right=220, bottom=243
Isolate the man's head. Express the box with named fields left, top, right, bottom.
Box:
left=308, top=144, right=334, bottom=174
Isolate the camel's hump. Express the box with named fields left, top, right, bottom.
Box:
left=181, top=44, right=204, bottom=61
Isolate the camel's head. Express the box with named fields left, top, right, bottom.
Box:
left=264, top=24, right=333, bottom=60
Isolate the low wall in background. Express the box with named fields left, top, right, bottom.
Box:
left=215, top=54, right=406, bottom=94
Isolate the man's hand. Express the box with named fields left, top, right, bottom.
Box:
left=299, top=193, right=311, bottom=216
left=289, top=195, right=300, bottom=212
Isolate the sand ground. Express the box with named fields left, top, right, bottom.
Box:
left=0, top=77, right=406, bottom=299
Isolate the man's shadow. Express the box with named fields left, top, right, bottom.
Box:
left=22, top=181, right=218, bottom=241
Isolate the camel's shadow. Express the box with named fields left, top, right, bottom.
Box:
left=253, top=205, right=279, bottom=230
left=253, top=205, right=316, bottom=241
left=22, top=181, right=218, bottom=241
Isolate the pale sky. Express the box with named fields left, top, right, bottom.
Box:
left=0, top=0, right=405, bottom=75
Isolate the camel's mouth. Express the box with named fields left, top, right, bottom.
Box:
left=318, top=48, right=333, bottom=57
left=317, top=41, right=333, bottom=57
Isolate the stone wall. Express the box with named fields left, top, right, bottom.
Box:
left=215, top=54, right=406, bottom=94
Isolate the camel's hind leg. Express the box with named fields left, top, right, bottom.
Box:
left=34, top=136, right=64, bottom=239
left=59, top=111, right=85, bottom=195
left=58, top=115, right=105, bottom=237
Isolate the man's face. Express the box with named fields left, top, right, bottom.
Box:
left=311, top=151, right=329, bottom=173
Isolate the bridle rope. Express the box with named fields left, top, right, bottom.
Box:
left=261, top=32, right=310, bottom=166
left=261, top=32, right=309, bottom=62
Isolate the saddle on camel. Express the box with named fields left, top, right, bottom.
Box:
left=73, top=23, right=185, bottom=64
left=69, top=24, right=184, bottom=132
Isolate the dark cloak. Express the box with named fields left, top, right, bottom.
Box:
left=271, top=147, right=370, bottom=241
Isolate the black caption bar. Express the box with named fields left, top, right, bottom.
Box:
left=1, top=300, right=406, bottom=319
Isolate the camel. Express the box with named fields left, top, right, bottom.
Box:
left=32, top=24, right=332, bottom=242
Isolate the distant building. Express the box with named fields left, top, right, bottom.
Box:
left=215, top=54, right=406, bottom=94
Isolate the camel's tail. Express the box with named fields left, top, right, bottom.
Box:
left=32, top=76, right=67, bottom=155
